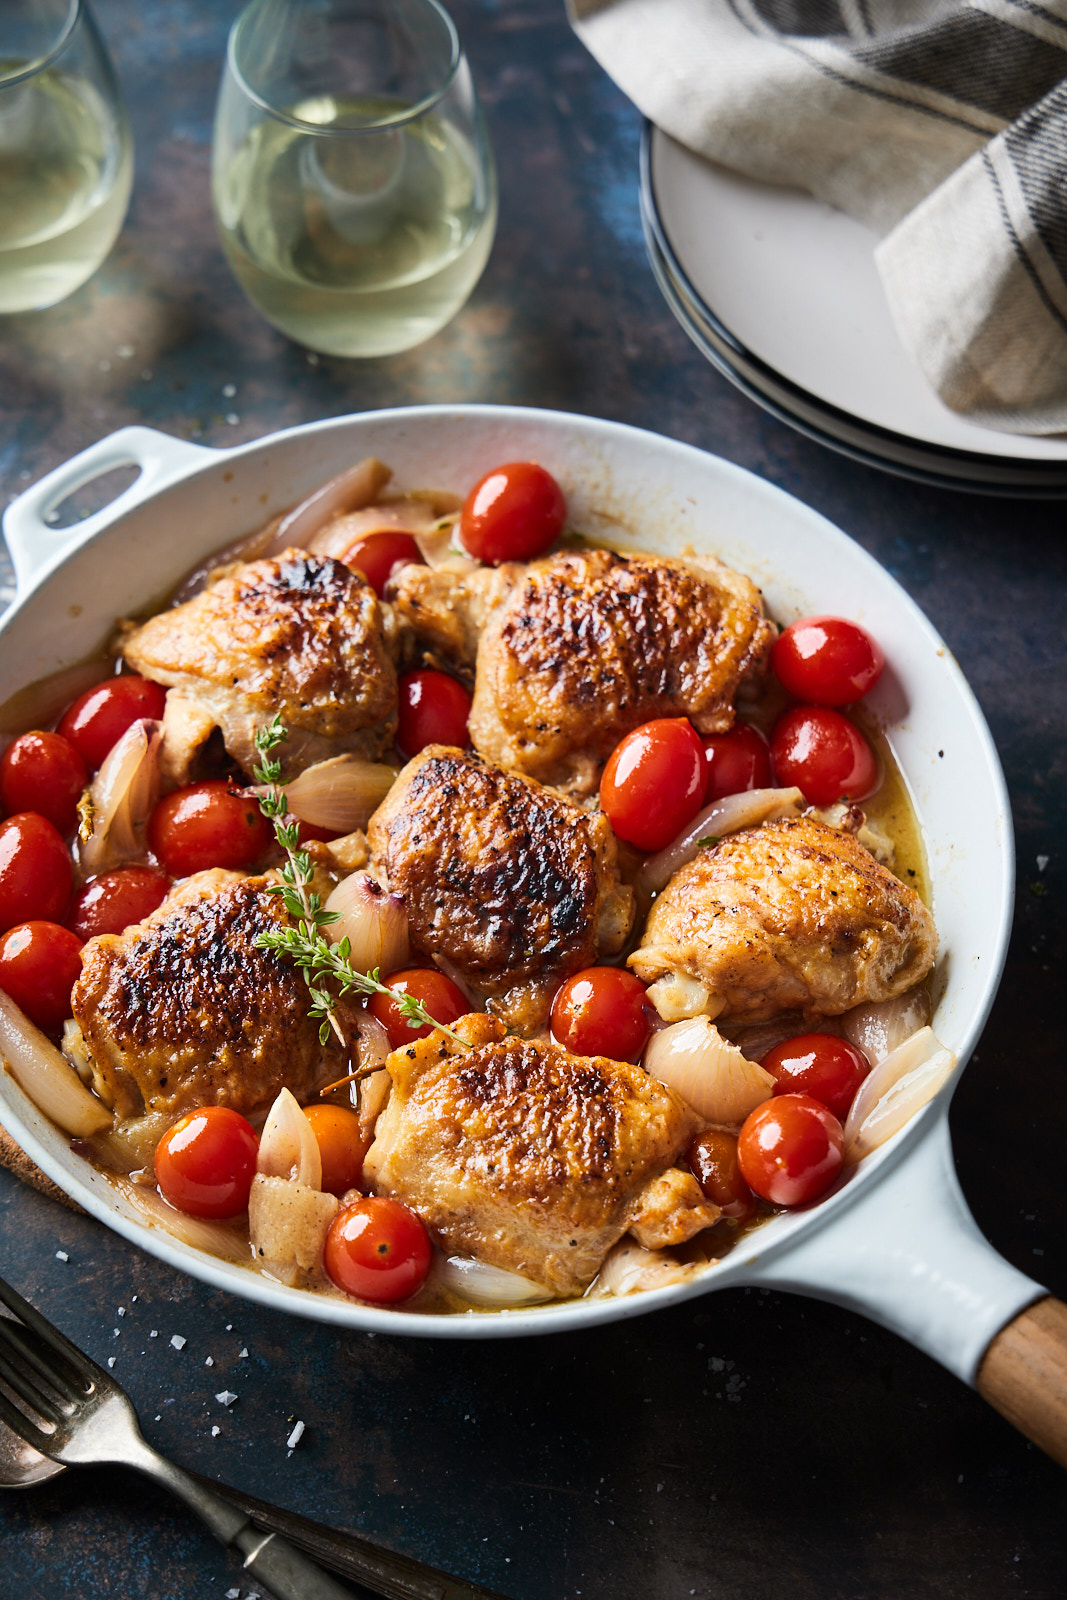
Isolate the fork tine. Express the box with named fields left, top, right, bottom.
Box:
left=0, top=1332, right=67, bottom=1426
left=0, top=1275, right=101, bottom=1390
left=0, top=1386, right=53, bottom=1457
left=0, top=1316, right=84, bottom=1404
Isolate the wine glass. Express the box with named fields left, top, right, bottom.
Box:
left=211, top=0, right=497, bottom=358
left=0, top=0, right=132, bottom=314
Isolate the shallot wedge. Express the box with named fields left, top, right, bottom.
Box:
left=0, top=991, right=111, bottom=1137
left=121, top=1181, right=251, bottom=1263
left=437, top=1254, right=554, bottom=1308
left=843, top=1025, right=957, bottom=1162
left=636, top=786, right=805, bottom=900
left=256, top=1087, right=322, bottom=1189
left=265, top=458, right=393, bottom=554
left=306, top=493, right=459, bottom=561
left=592, top=1238, right=716, bottom=1298
left=840, top=988, right=932, bottom=1065
left=77, top=717, right=162, bottom=876
left=273, top=755, right=397, bottom=834
left=643, top=1015, right=775, bottom=1125
left=248, top=1176, right=338, bottom=1284
left=324, top=872, right=410, bottom=975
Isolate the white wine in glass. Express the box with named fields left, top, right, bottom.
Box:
left=212, top=0, right=496, bottom=358
left=0, top=1, right=132, bottom=314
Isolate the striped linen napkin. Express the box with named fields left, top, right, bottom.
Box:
left=569, top=0, right=1067, bottom=435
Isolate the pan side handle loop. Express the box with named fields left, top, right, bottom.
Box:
left=744, top=1110, right=1045, bottom=1389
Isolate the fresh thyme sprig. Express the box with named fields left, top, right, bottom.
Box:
left=251, top=717, right=466, bottom=1050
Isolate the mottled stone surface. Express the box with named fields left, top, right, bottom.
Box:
left=1, top=2, right=1065, bottom=1597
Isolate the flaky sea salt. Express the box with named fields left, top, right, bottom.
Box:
left=205, top=1356, right=214, bottom=1367
left=216, top=1390, right=237, bottom=1407
left=170, top=1334, right=186, bottom=1351
left=286, top=1420, right=305, bottom=1449
left=55, top=1251, right=68, bottom=1262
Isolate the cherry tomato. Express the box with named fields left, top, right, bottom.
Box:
left=154, top=1106, right=259, bottom=1219
left=148, top=781, right=272, bottom=876
left=323, top=1196, right=432, bottom=1303
left=368, top=967, right=469, bottom=1049
left=0, top=812, right=73, bottom=933
left=68, top=866, right=171, bottom=942
left=458, top=461, right=566, bottom=564
left=396, top=670, right=472, bottom=759
left=686, top=1129, right=757, bottom=1222
left=769, top=705, right=878, bottom=806
left=762, top=1032, right=870, bottom=1122
left=0, top=921, right=84, bottom=1034
left=737, top=1093, right=844, bottom=1208
left=702, top=722, right=774, bottom=803
left=57, top=676, right=167, bottom=771
left=340, top=531, right=424, bottom=597
left=599, top=718, right=706, bottom=852
left=0, top=732, right=87, bottom=835
left=550, top=967, right=650, bottom=1060
left=304, top=1103, right=370, bottom=1196
left=773, top=616, right=885, bottom=706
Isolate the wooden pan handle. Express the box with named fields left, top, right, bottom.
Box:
left=976, top=1296, right=1067, bottom=1468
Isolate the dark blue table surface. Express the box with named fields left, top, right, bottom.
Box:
left=1, top=3, right=1065, bottom=1598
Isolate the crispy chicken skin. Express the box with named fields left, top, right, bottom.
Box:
left=630, top=816, right=937, bottom=1023
left=363, top=1014, right=718, bottom=1297
left=71, top=870, right=346, bottom=1121
left=123, top=549, right=397, bottom=781
left=388, top=548, right=774, bottom=794
left=367, top=746, right=634, bottom=1032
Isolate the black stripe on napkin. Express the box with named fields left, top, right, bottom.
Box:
left=853, top=14, right=1067, bottom=122
left=750, top=0, right=846, bottom=39
left=1003, top=79, right=1067, bottom=291
left=983, top=146, right=1067, bottom=338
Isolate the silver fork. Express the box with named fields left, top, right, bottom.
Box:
left=0, top=1272, right=361, bottom=1600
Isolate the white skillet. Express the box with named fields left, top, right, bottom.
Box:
left=1, top=407, right=1062, bottom=1457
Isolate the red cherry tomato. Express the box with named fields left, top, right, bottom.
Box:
left=154, top=1107, right=259, bottom=1219
left=323, top=1196, right=432, bottom=1303
left=773, top=616, right=885, bottom=706
left=396, top=670, right=472, bottom=759
left=0, top=921, right=84, bottom=1034
left=687, top=1129, right=757, bottom=1222
left=762, top=1033, right=870, bottom=1122
left=0, top=732, right=87, bottom=835
left=458, top=461, right=566, bottom=564
left=0, top=812, right=73, bottom=933
left=702, top=722, right=774, bottom=803
left=599, top=718, right=706, bottom=852
left=368, top=967, right=469, bottom=1049
left=770, top=705, right=878, bottom=806
left=550, top=967, right=650, bottom=1060
left=737, top=1093, right=844, bottom=1208
left=148, top=781, right=272, bottom=876
left=57, top=676, right=167, bottom=771
left=340, top=531, right=424, bottom=597
left=68, top=866, right=171, bottom=942
left=304, top=1103, right=370, bottom=1196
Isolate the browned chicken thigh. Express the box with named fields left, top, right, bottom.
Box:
left=367, top=746, right=633, bottom=1032
left=70, top=870, right=346, bottom=1121
left=363, top=1014, right=719, bottom=1297
left=630, top=815, right=937, bottom=1023
left=388, top=547, right=774, bottom=794
left=123, top=549, right=397, bottom=781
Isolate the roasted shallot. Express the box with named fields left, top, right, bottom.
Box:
left=324, top=872, right=410, bottom=975
left=635, top=786, right=804, bottom=901
left=643, top=1015, right=775, bottom=1125
left=0, top=990, right=111, bottom=1137
left=275, top=755, right=397, bottom=834
left=78, top=718, right=162, bottom=876
left=843, top=1026, right=956, bottom=1162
